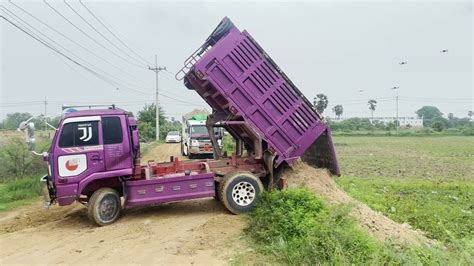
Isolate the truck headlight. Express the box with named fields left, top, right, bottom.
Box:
left=191, top=139, right=199, bottom=147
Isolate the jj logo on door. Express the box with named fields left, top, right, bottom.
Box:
left=78, top=124, right=93, bottom=142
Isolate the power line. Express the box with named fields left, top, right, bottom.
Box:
left=1, top=15, right=147, bottom=95
left=63, top=0, right=146, bottom=67
left=1, top=14, right=205, bottom=108
left=79, top=0, right=153, bottom=66
left=8, top=0, right=151, bottom=86
left=1, top=6, right=153, bottom=97
left=43, top=0, right=145, bottom=69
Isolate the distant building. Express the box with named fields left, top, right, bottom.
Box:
left=333, top=116, right=423, bottom=128
left=370, top=117, right=423, bottom=127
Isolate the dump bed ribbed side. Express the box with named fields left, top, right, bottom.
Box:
left=183, top=18, right=339, bottom=174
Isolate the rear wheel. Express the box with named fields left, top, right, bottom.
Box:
left=87, top=188, right=121, bottom=226
left=219, top=172, right=264, bottom=214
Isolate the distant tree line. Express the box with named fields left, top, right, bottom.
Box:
left=312, top=93, right=472, bottom=133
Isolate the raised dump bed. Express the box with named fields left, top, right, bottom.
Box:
left=178, top=17, right=339, bottom=175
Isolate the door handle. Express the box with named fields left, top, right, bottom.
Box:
left=91, top=155, right=102, bottom=161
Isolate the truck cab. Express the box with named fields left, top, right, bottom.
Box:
left=43, top=108, right=140, bottom=207
left=181, top=117, right=222, bottom=158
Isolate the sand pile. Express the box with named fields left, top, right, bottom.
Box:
left=281, top=160, right=433, bottom=246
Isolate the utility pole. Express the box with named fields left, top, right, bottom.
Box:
left=391, top=86, right=400, bottom=132
left=43, top=98, right=48, bottom=138
left=148, top=55, right=166, bottom=141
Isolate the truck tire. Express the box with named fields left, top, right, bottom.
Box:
left=219, top=172, right=264, bottom=214
left=87, top=188, right=121, bottom=226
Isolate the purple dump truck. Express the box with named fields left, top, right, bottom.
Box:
left=41, top=17, right=339, bottom=226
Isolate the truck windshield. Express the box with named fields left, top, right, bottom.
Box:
left=191, top=125, right=209, bottom=137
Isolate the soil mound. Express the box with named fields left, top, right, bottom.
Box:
left=282, top=160, right=432, bottom=246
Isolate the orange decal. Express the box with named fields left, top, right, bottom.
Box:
left=65, top=160, right=79, bottom=171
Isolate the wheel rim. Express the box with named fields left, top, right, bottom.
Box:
left=98, top=195, right=118, bottom=222
left=232, top=181, right=256, bottom=206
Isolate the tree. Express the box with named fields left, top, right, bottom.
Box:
left=448, top=113, right=454, bottom=120
left=415, top=106, right=443, bottom=127
left=2, top=112, right=34, bottom=130
left=313, top=94, right=328, bottom=114
left=137, top=104, right=166, bottom=142
left=49, top=115, right=62, bottom=128
left=367, top=99, right=377, bottom=120
left=469, top=111, right=473, bottom=120
left=332, top=105, right=343, bottom=119
left=431, top=117, right=448, bottom=132
left=136, top=104, right=181, bottom=142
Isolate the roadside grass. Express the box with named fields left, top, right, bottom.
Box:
left=0, top=176, right=43, bottom=211
left=140, top=140, right=164, bottom=156
left=334, top=136, right=474, bottom=255
left=246, top=188, right=468, bottom=265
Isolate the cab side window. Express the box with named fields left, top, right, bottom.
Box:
left=102, top=117, right=123, bottom=145
left=59, top=121, right=99, bottom=147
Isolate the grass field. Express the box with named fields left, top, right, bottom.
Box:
left=334, top=136, right=474, bottom=255
left=0, top=175, right=42, bottom=211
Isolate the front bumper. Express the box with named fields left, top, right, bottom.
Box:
left=40, top=175, right=56, bottom=208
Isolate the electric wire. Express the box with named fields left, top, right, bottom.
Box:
left=1, top=7, right=154, bottom=97
left=79, top=0, right=153, bottom=66
left=8, top=0, right=152, bottom=86
left=0, top=15, right=152, bottom=96
left=2, top=14, right=204, bottom=107
left=43, top=0, right=145, bottom=69
left=63, top=0, right=146, bottom=67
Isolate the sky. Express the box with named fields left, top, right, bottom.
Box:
left=1, top=0, right=472, bottom=122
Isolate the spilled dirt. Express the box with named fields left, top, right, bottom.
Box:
left=282, top=160, right=433, bottom=246
left=0, top=144, right=251, bottom=265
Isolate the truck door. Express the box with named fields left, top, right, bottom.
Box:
left=56, top=116, right=105, bottom=184
left=102, top=115, right=132, bottom=171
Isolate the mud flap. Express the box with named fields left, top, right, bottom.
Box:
left=301, top=129, right=340, bottom=176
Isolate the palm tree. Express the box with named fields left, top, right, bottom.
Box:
left=332, top=105, right=343, bottom=120
left=313, top=94, right=329, bottom=114
left=368, top=99, right=377, bottom=120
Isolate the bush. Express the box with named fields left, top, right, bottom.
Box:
left=246, top=188, right=378, bottom=264
left=0, top=138, right=47, bottom=180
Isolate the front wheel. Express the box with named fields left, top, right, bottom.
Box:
left=87, top=188, right=121, bottom=226
left=219, top=172, right=264, bottom=214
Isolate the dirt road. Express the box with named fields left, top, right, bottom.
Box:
left=0, top=144, right=250, bottom=265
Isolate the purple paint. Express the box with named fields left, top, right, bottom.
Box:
left=183, top=17, right=339, bottom=174
left=126, top=173, right=215, bottom=207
